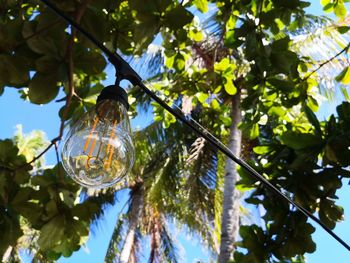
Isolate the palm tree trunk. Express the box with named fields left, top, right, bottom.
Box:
left=120, top=185, right=143, bottom=263
left=218, top=90, right=242, bottom=263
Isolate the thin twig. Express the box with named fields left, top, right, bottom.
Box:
left=18, top=0, right=93, bottom=170
left=16, top=136, right=61, bottom=171
left=303, top=42, right=350, bottom=81
left=59, top=0, right=92, bottom=138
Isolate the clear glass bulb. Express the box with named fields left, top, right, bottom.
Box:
left=61, top=99, right=134, bottom=188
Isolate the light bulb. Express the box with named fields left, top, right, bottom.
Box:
left=61, top=85, right=135, bottom=188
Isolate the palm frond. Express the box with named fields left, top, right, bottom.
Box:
left=159, top=220, right=179, bottom=263
left=105, top=214, right=128, bottom=263
left=292, top=15, right=350, bottom=100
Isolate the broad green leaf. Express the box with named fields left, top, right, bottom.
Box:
left=336, top=101, right=350, bottom=121
left=0, top=213, right=23, bottom=256
left=37, top=215, right=65, bottom=250
left=325, top=135, right=350, bottom=165
left=188, top=29, right=203, bottom=42
left=268, top=106, right=286, bottom=117
left=253, top=146, right=272, bottom=155
left=36, top=55, right=61, bottom=73
left=0, top=55, right=30, bottom=86
left=72, top=202, right=99, bottom=221
left=303, top=105, right=321, bottom=133
left=214, top=58, right=230, bottom=73
left=323, top=3, right=334, bottom=12
left=335, top=66, right=350, bottom=84
left=174, top=53, right=185, bottom=71
left=193, top=0, right=208, bottom=13
left=270, top=51, right=297, bottom=73
left=249, top=123, right=259, bottom=139
left=334, top=3, right=347, bottom=18
left=0, top=139, right=20, bottom=164
left=196, top=92, right=209, bottom=103
left=80, top=9, right=107, bottom=44
left=164, top=6, right=194, bottom=30
left=279, top=131, right=323, bottom=150
left=307, top=96, right=319, bottom=112
left=74, top=50, right=106, bottom=75
left=337, top=26, right=350, bottom=34
left=165, top=54, right=175, bottom=68
left=211, top=99, right=220, bottom=110
left=28, top=72, right=59, bottom=104
left=223, top=76, right=237, bottom=95
left=13, top=202, right=42, bottom=225
left=219, top=115, right=232, bottom=126
left=320, top=0, right=331, bottom=6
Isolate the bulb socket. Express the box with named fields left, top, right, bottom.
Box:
left=96, top=85, right=129, bottom=110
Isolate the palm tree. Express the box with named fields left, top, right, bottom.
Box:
left=99, top=6, right=350, bottom=262
left=104, top=111, right=222, bottom=262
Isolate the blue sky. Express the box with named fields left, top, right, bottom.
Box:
left=1, top=1, right=350, bottom=262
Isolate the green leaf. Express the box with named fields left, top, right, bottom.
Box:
left=249, top=123, right=259, bottom=139
left=28, top=72, right=59, bottom=104
left=0, top=213, right=23, bottom=256
left=279, top=131, right=323, bottom=150
left=188, top=29, right=203, bottom=42
left=72, top=202, right=99, bottom=221
left=0, top=55, right=30, bottom=86
left=270, top=51, right=297, bottom=73
left=74, top=50, right=106, bottom=75
left=37, top=215, right=65, bottom=250
left=337, top=26, right=350, bottom=34
left=268, top=106, right=286, bottom=117
left=165, top=54, right=175, bottom=68
left=334, top=3, right=347, bottom=18
left=193, top=0, right=208, bottom=13
left=253, top=146, right=272, bottom=155
left=80, top=9, right=107, bottom=45
left=323, top=3, right=334, bottom=12
left=211, top=99, right=220, bottom=110
left=335, top=66, right=350, bottom=84
left=164, top=6, right=194, bottom=30
left=303, top=105, right=321, bottom=134
left=214, top=58, right=230, bottom=73
left=223, top=77, right=237, bottom=95
left=36, top=55, right=61, bottom=73
left=196, top=92, right=209, bottom=103
left=320, top=0, right=331, bottom=6
left=174, top=53, right=185, bottom=71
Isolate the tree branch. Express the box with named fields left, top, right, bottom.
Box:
left=303, top=42, right=350, bottom=81
left=18, top=0, right=93, bottom=170
left=59, top=0, right=93, bottom=138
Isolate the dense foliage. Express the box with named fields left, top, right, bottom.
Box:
left=0, top=0, right=350, bottom=262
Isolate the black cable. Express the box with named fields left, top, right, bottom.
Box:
left=38, top=0, right=350, bottom=252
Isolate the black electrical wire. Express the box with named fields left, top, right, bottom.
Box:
left=38, top=0, right=350, bottom=252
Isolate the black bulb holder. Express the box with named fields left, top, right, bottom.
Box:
left=96, top=85, right=129, bottom=110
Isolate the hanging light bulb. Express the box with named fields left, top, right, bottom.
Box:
left=61, top=85, right=135, bottom=188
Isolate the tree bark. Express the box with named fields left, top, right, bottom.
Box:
left=218, top=90, right=242, bottom=263
left=120, top=185, right=143, bottom=263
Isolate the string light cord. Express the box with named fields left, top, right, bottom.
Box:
left=38, top=0, right=350, bottom=252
